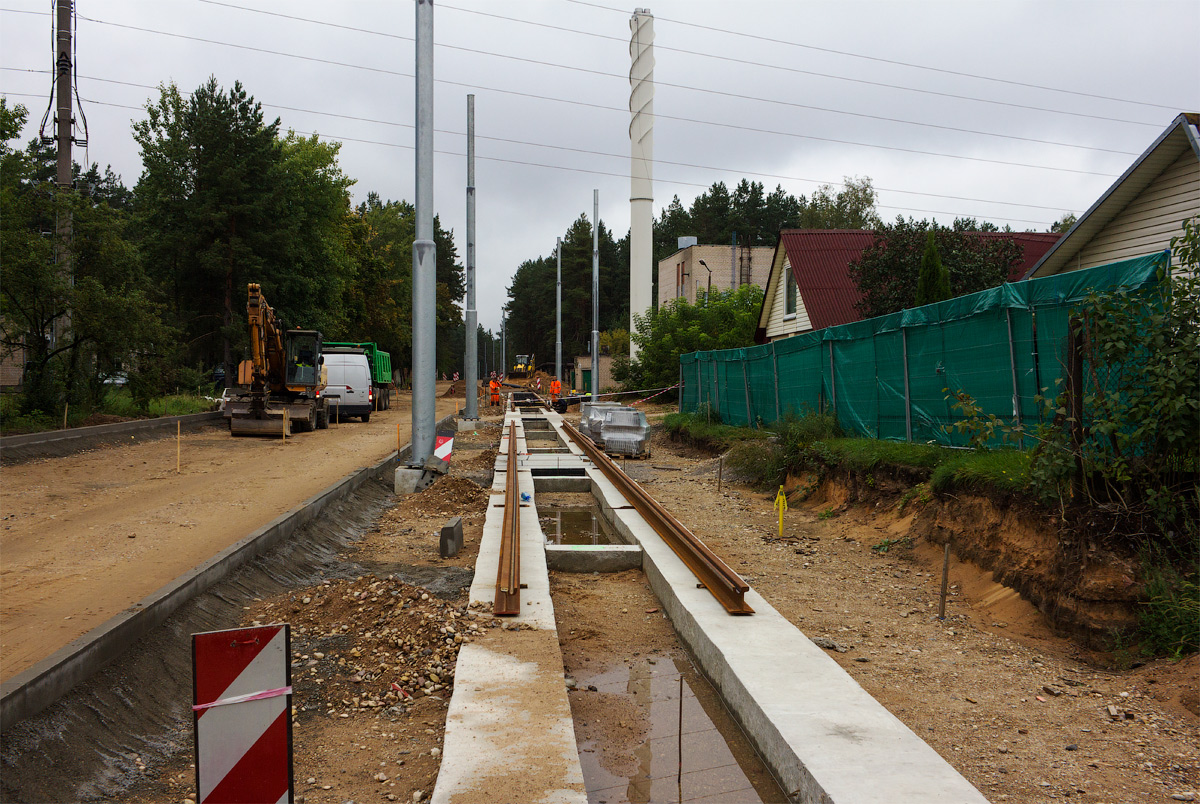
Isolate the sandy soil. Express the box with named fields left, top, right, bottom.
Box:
left=0, top=386, right=459, bottom=681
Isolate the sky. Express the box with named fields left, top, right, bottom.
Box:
left=2, top=0, right=1198, bottom=334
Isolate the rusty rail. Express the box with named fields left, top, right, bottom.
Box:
left=560, top=420, right=753, bottom=615
left=493, top=421, right=521, bottom=615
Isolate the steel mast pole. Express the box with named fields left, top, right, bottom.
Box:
left=463, top=94, right=478, bottom=420
left=555, top=237, right=562, bottom=384
left=591, top=190, right=600, bottom=404
left=53, top=0, right=73, bottom=353
left=411, top=0, right=436, bottom=465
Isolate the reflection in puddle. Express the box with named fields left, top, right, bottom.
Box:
left=572, top=656, right=785, bottom=804
left=541, top=507, right=617, bottom=546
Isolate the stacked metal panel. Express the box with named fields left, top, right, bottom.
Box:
left=600, top=408, right=651, bottom=457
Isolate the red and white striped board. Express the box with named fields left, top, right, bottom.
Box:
left=193, top=625, right=293, bottom=804
left=536, top=377, right=542, bottom=391
left=434, top=429, right=454, bottom=461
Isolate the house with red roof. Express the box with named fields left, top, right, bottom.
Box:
left=754, top=229, right=1060, bottom=344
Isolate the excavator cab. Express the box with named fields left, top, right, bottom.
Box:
left=286, top=331, right=323, bottom=388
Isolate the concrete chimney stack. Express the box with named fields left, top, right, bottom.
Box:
left=628, top=8, right=654, bottom=360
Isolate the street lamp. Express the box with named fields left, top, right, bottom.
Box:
left=697, top=258, right=712, bottom=304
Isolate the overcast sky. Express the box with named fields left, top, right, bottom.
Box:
left=3, top=1, right=1198, bottom=333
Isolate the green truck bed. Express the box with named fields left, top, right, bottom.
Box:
left=323, top=341, right=392, bottom=386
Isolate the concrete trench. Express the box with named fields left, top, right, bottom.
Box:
left=433, top=409, right=991, bottom=804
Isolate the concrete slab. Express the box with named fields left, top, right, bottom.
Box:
left=542, top=410, right=989, bottom=804
left=545, top=544, right=642, bottom=573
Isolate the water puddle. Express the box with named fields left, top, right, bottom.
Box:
left=541, top=506, right=618, bottom=545
left=573, top=656, right=785, bottom=803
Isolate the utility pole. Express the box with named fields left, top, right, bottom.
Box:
left=411, top=0, right=436, bottom=466
left=463, top=94, right=478, bottom=420
left=501, top=316, right=506, bottom=377
left=555, top=237, right=562, bottom=384
left=52, top=0, right=75, bottom=350
left=591, top=189, right=600, bottom=404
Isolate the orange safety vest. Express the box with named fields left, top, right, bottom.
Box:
left=549, top=379, right=561, bottom=395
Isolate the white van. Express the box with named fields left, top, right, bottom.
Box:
left=322, top=350, right=373, bottom=422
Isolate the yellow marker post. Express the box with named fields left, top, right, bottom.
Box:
left=774, top=485, right=788, bottom=539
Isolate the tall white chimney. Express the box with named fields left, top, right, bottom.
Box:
left=628, top=8, right=654, bottom=361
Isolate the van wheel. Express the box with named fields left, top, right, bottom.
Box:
left=361, top=412, right=371, bottom=423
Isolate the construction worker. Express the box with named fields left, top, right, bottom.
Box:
left=549, top=376, right=561, bottom=402
left=489, top=377, right=500, bottom=407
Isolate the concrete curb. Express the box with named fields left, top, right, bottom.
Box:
left=0, top=413, right=452, bottom=730
left=0, top=411, right=224, bottom=463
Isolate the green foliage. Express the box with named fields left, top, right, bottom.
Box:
left=850, top=216, right=1023, bottom=317
left=817, top=507, right=837, bottom=520
left=872, top=536, right=913, bottom=553
left=662, top=410, right=764, bottom=451
left=815, top=438, right=944, bottom=472
left=1137, top=556, right=1199, bottom=659
left=100, top=389, right=217, bottom=418
left=915, top=229, right=951, bottom=306
left=618, top=285, right=764, bottom=393
left=599, top=329, right=630, bottom=357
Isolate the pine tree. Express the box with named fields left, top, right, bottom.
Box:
left=915, top=229, right=951, bottom=307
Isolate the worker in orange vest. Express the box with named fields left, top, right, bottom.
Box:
left=489, top=378, right=500, bottom=407
left=549, top=377, right=561, bottom=402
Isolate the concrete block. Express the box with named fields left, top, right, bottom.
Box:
left=454, top=417, right=480, bottom=431
left=423, top=455, right=450, bottom=475
left=440, top=516, right=464, bottom=558
left=545, top=544, right=641, bottom=573
left=395, top=467, right=435, bottom=495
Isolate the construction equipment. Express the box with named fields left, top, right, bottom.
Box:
left=225, top=283, right=330, bottom=436
left=510, top=354, right=534, bottom=379
left=323, top=341, right=393, bottom=410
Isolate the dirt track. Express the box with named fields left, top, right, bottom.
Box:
left=0, top=386, right=459, bottom=681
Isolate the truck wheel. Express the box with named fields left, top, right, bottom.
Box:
left=317, top=408, right=329, bottom=429
left=361, top=412, right=371, bottom=423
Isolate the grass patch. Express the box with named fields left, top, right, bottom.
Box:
left=931, top=449, right=1031, bottom=495
left=663, top=409, right=765, bottom=451
left=1137, top=550, right=1200, bottom=659
left=100, top=389, right=216, bottom=418
left=814, top=438, right=943, bottom=473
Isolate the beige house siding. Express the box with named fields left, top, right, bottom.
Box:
left=1074, top=150, right=1200, bottom=270
left=573, top=354, right=617, bottom=394
left=762, top=256, right=812, bottom=341
left=656, top=244, right=773, bottom=308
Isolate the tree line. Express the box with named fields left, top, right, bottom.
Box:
left=1, top=79, right=466, bottom=418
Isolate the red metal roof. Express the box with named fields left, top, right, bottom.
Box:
left=771, top=229, right=1064, bottom=335
left=779, top=230, right=875, bottom=331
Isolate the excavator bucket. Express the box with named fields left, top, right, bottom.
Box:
left=230, top=408, right=290, bottom=437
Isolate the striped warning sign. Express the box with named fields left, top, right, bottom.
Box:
left=193, top=625, right=293, bottom=804
left=434, top=429, right=454, bottom=461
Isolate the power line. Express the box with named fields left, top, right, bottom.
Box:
left=563, top=0, right=1182, bottom=113
left=51, top=16, right=1122, bottom=178
left=193, top=0, right=1162, bottom=132
left=190, top=0, right=1142, bottom=151
left=1, top=67, right=1093, bottom=214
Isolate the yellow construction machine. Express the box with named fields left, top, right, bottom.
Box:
left=510, top=354, right=534, bottom=379
left=224, top=283, right=330, bottom=436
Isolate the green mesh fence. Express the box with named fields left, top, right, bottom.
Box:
left=679, top=252, right=1168, bottom=443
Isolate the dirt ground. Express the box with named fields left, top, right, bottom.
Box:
left=30, top=405, right=1200, bottom=803
left=0, top=385, right=459, bottom=681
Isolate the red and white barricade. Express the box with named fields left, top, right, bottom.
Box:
left=193, top=625, right=293, bottom=804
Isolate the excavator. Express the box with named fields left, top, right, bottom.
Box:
left=510, top=354, right=534, bottom=379
left=225, top=283, right=330, bottom=436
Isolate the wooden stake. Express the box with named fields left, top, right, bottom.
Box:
left=938, top=541, right=951, bottom=619
left=677, top=672, right=683, bottom=789
left=717, top=457, right=723, bottom=493
left=62, top=402, right=68, bottom=430
left=177, top=421, right=181, bottom=474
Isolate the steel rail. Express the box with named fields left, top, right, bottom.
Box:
left=560, top=420, right=753, bottom=615
left=493, top=420, right=521, bottom=615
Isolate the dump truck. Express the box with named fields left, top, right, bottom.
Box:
left=323, top=341, right=393, bottom=410
left=225, top=283, right=330, bottom=436
left=510, top=354, right=534, bottom=379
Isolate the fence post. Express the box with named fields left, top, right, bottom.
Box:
left=828, top=341, right=837, bottom=413
left=1068, top=316, right=1085, bottom=501
left=902, top=328, right=913, bottom=442
left=742, top=352, right=753, bottom=427
left=679, top=363, right=684, bottom=413
left=771, top=341, right=780, bottom=423
left=712, top=360, right=719, bottom=417
left=1005, top=308, right=1023, bottom=447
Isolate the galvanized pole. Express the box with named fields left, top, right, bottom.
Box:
left=742, top=354, right=752, bottom=426
left=463, top=94, right=478, bottom=420
left=828, top=341, right=837, bottom=413
left=555, top=237, right=563, bottom=384
left=411, top=0, right=437, bottom=465
left=53, top=0, right=73, bottom=353
left=591, top=189, right=600, bottom=404
left=1006, top=308, right=1023, bottom=447
left=501, top=316, right=506, bottom=377
left=902, top=329, right=913, bottom=442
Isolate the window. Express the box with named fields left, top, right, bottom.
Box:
left=785, top=271, right=798, bottom=316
